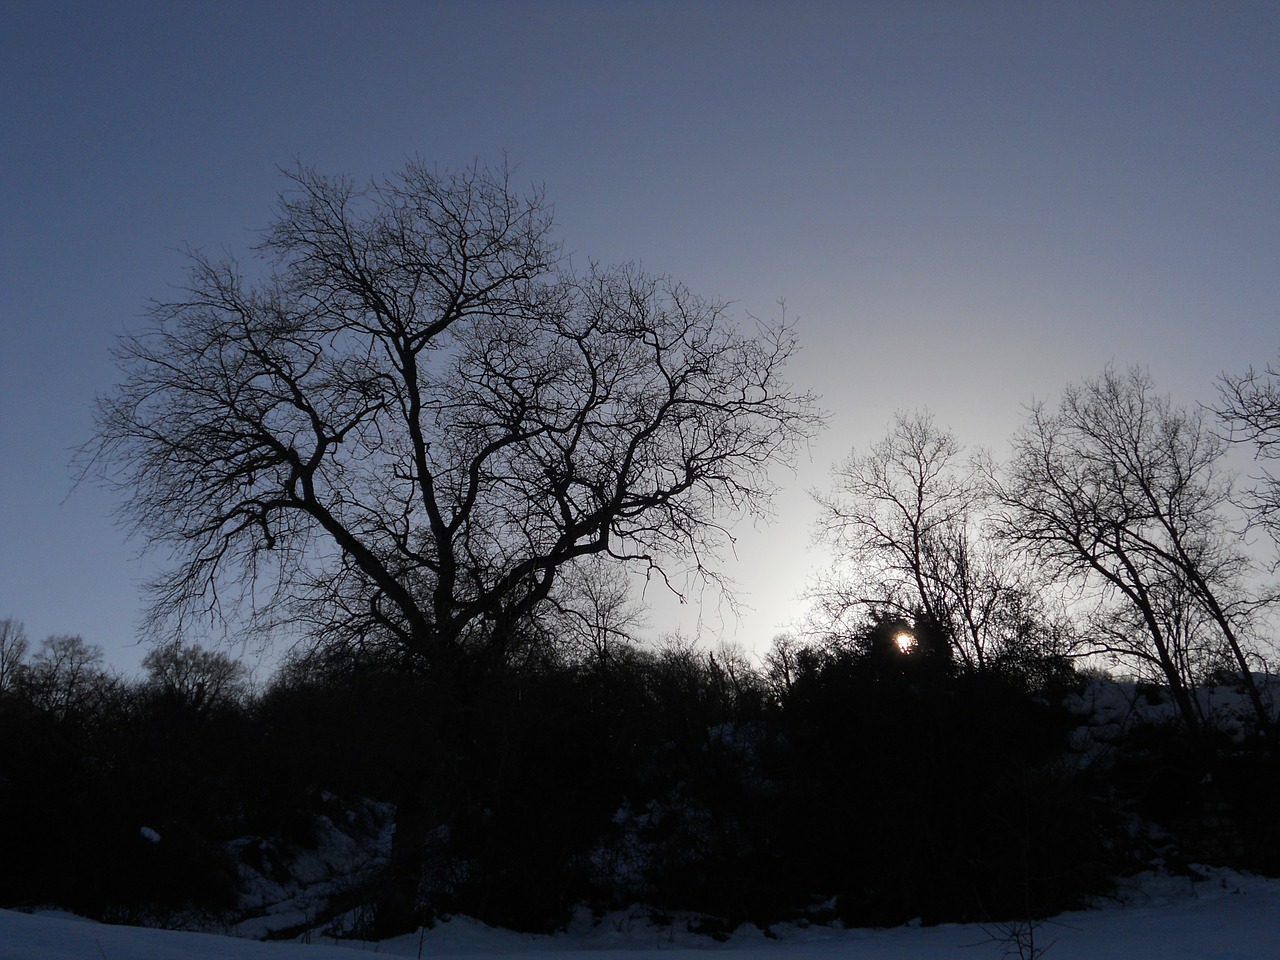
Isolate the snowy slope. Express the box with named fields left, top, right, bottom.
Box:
left=2, top=868, right=1275, bottom=960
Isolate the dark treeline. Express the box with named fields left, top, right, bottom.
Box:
left=2, top=615, right=1277, bottom=936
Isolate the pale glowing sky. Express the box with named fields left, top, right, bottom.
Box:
left=3, top=2, right=1278, bottom=673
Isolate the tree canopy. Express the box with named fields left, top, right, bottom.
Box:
left=83, top=161, right=823, bottom=671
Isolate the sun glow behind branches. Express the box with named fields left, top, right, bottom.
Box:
left=894, top=631, right=918, bottom=654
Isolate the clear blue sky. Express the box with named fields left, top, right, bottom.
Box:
left=3, top=1, right=1278, bottom=674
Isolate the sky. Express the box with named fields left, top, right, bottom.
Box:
left=3, top=1, right=1279, bottom=675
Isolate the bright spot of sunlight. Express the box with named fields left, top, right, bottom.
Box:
left=894, top=631, right=918, bottom=654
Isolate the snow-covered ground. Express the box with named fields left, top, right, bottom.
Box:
left=2, top=867, right=1276, bottom=960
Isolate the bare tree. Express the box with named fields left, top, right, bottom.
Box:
left=991, top=366, right=1273, bottom=730
left=1218, top=354, right=1280, bottom=543
left=141, top=640, right=248, bottom=714
left=82, top=161, right=822, bottom=673
left=0, top=617, right=29, bottom=695
left=761, top=631, right=806, bottom=703
left=545, top=557, right=647, bottom=673
left=80, top=160, right=822, bottom=931
left=812, top=410, right=1044, bottom=672
left=25, top=634, right=112, bottom=720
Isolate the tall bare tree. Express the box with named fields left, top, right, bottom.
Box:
left=991, top=366, right=1272, bottom=730
left=80, top=160, right=822, bottom=930
left=82, top=161, right=821, bottom=672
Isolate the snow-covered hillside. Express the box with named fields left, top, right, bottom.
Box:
left=2, top=867, right=1275, bottom=960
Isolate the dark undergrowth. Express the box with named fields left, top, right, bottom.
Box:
left=1, top=621, right=1274, bottom=936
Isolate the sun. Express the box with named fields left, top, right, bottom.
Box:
left=894, top=631, right=918, bottom=654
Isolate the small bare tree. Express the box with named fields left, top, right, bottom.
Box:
left=812, top=410, right=1048, bottom=672
left=545, top=557, right=647, bottom=673
left=1218, top=355, right=1280, bottom=543
left=141, top=640, right=248, bottom=714
left=0, top=617, right=29, bottom=695
left=25, top=634, right=112, bottom=720
left=761, top=632, right=806, bottom=702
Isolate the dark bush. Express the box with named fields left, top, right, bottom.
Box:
left=759, top=625, right=1111, bottom=925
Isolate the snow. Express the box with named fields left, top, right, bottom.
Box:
left=2, top=867, right=1276, bottom=960
left=229, top=799, right=394, bottom=940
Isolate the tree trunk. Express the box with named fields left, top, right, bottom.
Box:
left=1131, top=590, right=1201, bottom=730
left=372, top=776, right=432, bottom=937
